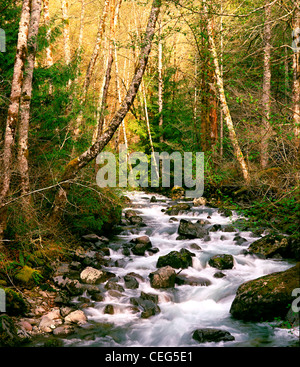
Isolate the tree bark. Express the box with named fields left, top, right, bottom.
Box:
left=50, top=0, right=162, bottom=220
left=292, top=0, right=300, bottom=150
left=61, top=0, right=71, bottom=65
left=0, top=0, right=31, bottom=239
left=203, top=2, right=250, bottom=183
left=43, top=0, right=53, bottom=67
left=83, top=0, right=110, bottom=99
left=17, top=0, right=42, bottom=203
left=260, top=0, right=273, bottom=169
left=158, top=20, right=164, bottom=143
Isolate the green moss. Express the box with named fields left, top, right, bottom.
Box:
left=14, top=265, right=42, bottom=288
left=0, top=288, right=29, bottom=316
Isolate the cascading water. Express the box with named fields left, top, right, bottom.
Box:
left=63, top=192, right=298, bottom=347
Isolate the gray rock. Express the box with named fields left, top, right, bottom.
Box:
left=192, top=328, right=235, bottom=343
left=178, top=219, right=209, bottom=239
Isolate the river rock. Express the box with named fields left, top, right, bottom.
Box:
left=208, top=254, right=234, bottom=270
left=104, top=281, right=125, bottom=293
left=247, top=234, right=299, bottom=259
left=178, top=219, right=209, bottom=239
left=149, top=266, right=176, bottom=289
left=193, top=197, right=207, bottom=206
left=175, top=274, right=211, bottom=286
left=157, top=248, right=195, bottom=269
left=217, top=208, right=233, bottom=217
left=130, top=235, right=152, bottom=255
left=124, top=275, right=139, bottom=289
left=230, top=263, right=299, bottom=321
left=64, top=310, right=87, bottom=325
left=166, top=203, right=191, bottom=216
left=192, top=328, right=235, bottom=343
left=130, top=292, right=160, bottom=318
left=53, top=324, right=75, bottom=336
left=104, top=305, right=114, bottom=315
left=80, top=267, right=103, bottom=284
left=39, top=309, right=62, bottom=333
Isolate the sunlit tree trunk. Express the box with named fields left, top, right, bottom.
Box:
left=50, top=0, right=162, bottom=221
left=43, top=0, right=53, bottom=67
left=17, top=0, right=42, bottom=204
left=292, top=0, right=300, bottom=150
left=260, top=0, right=273, bottom=169
left=61, top=0, right=71, bottom=65
left=0, top=0, right=31, bottom=240
left=204, top=2, right=250, bottom=183
left=83, top=0, right=110, bottom=99
left=158, top=20, right=164, bottom=143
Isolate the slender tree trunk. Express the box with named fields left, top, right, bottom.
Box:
left=61, top=0, right=71, bottom=65
left=158, top=20, right=164, bottom=143
left=220, top=2, right=224, bottom=158
left=50, top=0, right=162, bottom=221
left=292, top=0, right=300, bottom=149
left=204, top=3, right=250, bottom=183
left=260, top=0, right=273, bottom=169
left=142, top=80, right=160, bottom=179
left=17, top=0, right=42, bottom=204
left=114, top=42, right=129, bottom=150
left=43, top=0, right=53, bottom=67
left=83, top=0, right=110, bottom=99
left=0, top=0, right=31, bottom=240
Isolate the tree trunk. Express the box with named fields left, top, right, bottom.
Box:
left=292, top=0, right=300, bottom=150
left=83, top=0, right=110, bottom=99
left=61, top=0, right=71, bottom=65
left=17, top=0, right=42, bottom=203
left=204, top=3, right=250, bottom=183
left=50, top=0, right=162, bottom=220
left=260, top=0, right=273, bottom=169
left=43, top=0, right=53, bottom=67
left=0, top=0, right=31, bottom=240
left=158, top=20, right=164, bottom=143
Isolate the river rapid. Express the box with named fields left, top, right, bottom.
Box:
left=52, top=192, right=299, bottom=346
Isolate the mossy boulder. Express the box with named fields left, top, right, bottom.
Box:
left=248, top=234, right=300, bottom=260
left=230, top=263, right=300, bottom=321
left=166, top=203, right=191, bottom=216
left=157, top=248, right=195, bottom=269
left=14, top=266, right=42, bottom=288
left=208, top=254, right=234, bottom=270
left=2, top=288, right=29, bottom=316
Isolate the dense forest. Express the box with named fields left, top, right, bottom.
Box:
left=0, top=0, right=299, bottom=348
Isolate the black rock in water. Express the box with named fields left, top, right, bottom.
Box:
left=192, top=328, right=235, bottom=343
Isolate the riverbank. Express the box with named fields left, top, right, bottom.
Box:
left=1, top=190, right=298, bottom=347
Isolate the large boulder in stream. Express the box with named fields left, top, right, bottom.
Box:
left=149, top=266, right=176, bottom=289
left=178, top=219, right=209, bottom=239
left=230, top=263, right=300, bottom=321
left=157, top=248, right=195, bottom=269
left=247, top=234, right=300, bottom=260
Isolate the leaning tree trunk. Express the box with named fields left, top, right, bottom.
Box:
left=260, top=0, right=273, bottom=169
left=61, top=0, right=71, bottom=65
left=17, top=0, right=42, bottom=205
left=50, top=0, right=162, bottom=221
left=203, top=2, right=250, bottom=183
left=0, top=0, right=31, bottom=240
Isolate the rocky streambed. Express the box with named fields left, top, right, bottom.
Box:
left=1, top=191, right=299, bottom=347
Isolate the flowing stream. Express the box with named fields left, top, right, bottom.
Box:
left=60, top=192, right=298, bottom=347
